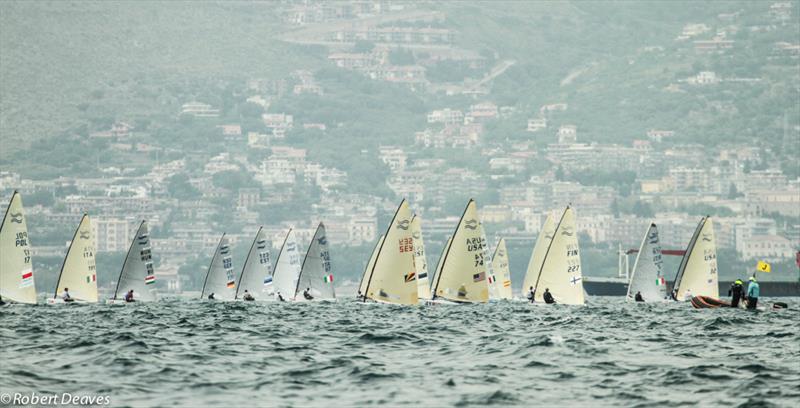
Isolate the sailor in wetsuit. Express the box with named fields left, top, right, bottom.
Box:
left=276, top=291, right=285, bottom=302
left=303, top=288, right=314, bottom=300
left=124, top=289, right=135, bottom=302
left=728, top=279, right=745, bottom=307
left=527, top=286, right=535, bottom=303
left=242, top=290, right=255, bottom=301
left=543, top=288, right=556, bottom=304
left=62, top=288, right=75, bottom=302
left=207, top=293, right=215, bottom=300
left=634, top=291, right=644, bottom=302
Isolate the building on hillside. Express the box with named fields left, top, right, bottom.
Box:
left=527, top=117, right=547, bottom=132
left=181, top=102, right=220, bottom=118
left=93, top=217, right=138, bottom=252
left=557, top=125, right=577, bottom=144
left=427, top=109, right=464, bottom=125
left=740, top=234, right=796, bottom=261
left=378, top=146, right=407, bottom=172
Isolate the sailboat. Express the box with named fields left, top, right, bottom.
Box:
left=200, top=234, right=237, bottom=301
left=358, top=234, right=385, bottom=299
left=672, top=216, right=718, bottom=301
left=362, top=199, right=418, bottom=305
left=271, top=228, right=302, bottom=301
left=295, top=222, right=335, bottom=301
left=531, top=206, right=585, bottom=305
left=431, top=199, right=489, bottom=304
left=411, top=214, right=432, bottom=301
left=520, top=212, right=556, bottom=299
left=626, top=223, right=668, bottom=303
left=489, top=238, right=513, bottom=300
left=50, top=214, right=98, bottom=303
left=235, top=227, right=272, bottom=301
left=0, top=191, right=36, bottom=304
left=109, top=220, right=157, bottom=303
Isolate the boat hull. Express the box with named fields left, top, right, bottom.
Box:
left=690, top=296, right=731, bottom=309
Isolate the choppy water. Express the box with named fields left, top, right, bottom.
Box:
left=1, top=297, right=799, bottom=407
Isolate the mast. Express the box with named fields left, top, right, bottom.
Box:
left=235, top=226, right=263, bottom=299
left=364, top=199, right=406, bottom=302
left=200, top=233, right=226, bottom=299
left=112, top=220, right=146, bottom=300
left=532, top=206, right=569, bottom=294
left=432, top=199, right=473, bottom=299
left=53, top=213, right=87, bottom=299
left=295, top=222, right=324, bottom=298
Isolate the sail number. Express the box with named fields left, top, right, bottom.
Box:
left=398, top=238, right=413, bottom=253
left=466, top=237, right=486, bottom=252
left=15, top=232, right=29, bottom=247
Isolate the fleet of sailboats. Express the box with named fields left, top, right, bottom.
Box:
left=0, top=191, right=740, bottom=308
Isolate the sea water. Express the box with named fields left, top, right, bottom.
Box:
left=1, top=297, right=798, bottom=407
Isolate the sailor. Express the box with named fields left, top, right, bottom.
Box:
left=242, top=290, right=255, bottom=301
left=62, top=287, right=75, bottom=302
left=728, top=279, right=745, bottom=307
left=634, top=291, right=644, bottom=302
left=457, top=284, right=467, bottom=298
left=276, top=291, right=285, bottom=302
left=124, top=289, right=135, bottom=302
left=356, top=290, right=363, bottom=300
left=303, top=288, right=314, bottom=300
left=207, top=292, right=215, bottom=300
left=746, top=277, right=760, bottom=309
left=543, top=288, right=556, bottom=304
left=683, top=289, right=693, bottom=301
left=527, top=286, right=535, bottom=303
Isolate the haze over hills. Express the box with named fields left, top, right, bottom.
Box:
left=0, top=1, right=798, bottom=290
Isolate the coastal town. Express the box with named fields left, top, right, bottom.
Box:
left=1, top=0, right=798, bottom=293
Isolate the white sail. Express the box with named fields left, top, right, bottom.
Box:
left=432, top=200, right=489, bottom=303
left=295, top=223, right=335, bottom=300
left=489, top=238, right=513, bottom=300
left=411, top=215, right=432, bottom=300
left=112, top=220, right=157, bottom=302
left=626, top=223, right=668, bottom=302
left=200, top=234, right=236, bottom=300
left=359, top=234, right=385, bottom=297
left=521, top=212, right=556, bottom=297
left=533, top=207, right=584, bottom=305
left=673, top=217, right=718, bottom=300
left=271, top=229, right=302, bottom=301
left=364, top=200, right=417, bottom=305
left=0, top=192, right=36, bottom=304
left=54, top=214, right=98, bottom=303
left=236, top=227, right=272, bottom=300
